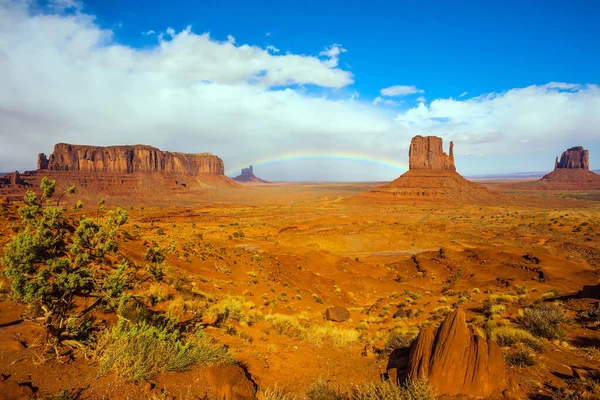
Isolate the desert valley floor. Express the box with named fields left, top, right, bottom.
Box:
left=1, top=181, right=600, bottom=399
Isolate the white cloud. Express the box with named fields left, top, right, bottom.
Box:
left=142, top=30, right=155, bottom=36
left=266, top=45, right=279, bottom=53
left=380, top=85, right=424, bottom=97
left=373, top=97, right=400, bottom=106
left=265, top=32, right=271, bottom=37
left=394, top=83, right=600, bottom=172
left=459, top=92, right=467, bottom=97
left=227, top=34, right=235, bottom=44
left=416, top=96, right=426, bottom=102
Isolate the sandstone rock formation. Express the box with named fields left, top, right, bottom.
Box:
left=518, top=145, right=600, bottom=190
left=0, top=171, right=26, bottom=187
left=38, top=143, right=224, bottom=175
left=233, top=165, right=267, bottom=183
left=204, top=365, right=255, bottom=400
left=367, top=136, right=496, bottom=201
left=409, top=136, right=455, bottom=171
left=555, top=146, right=589, bottom=170
left=406, top=309, right=507, bottom=397
left=325, top=306, right=350, bottom=322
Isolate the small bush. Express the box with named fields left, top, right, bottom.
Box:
left=383, top=332, right=415, bottom=357
left=505, top=349, right=536, bottom=367
left=351, top=379, right=435, bottom=400
left=258, top=387, right=297, bottom=400
left=307, top=324, right=359, bottom=348
left=204, top=296, right=246, bottom=326
left=97, top=324, right=232, bottom=381
left=306, top=380, right=345, bottom=400
left=519, top=303, right=570, bottom=340
left=489, top=304, right=506, bottom=315
left=490, top=326, right=543, bottom=352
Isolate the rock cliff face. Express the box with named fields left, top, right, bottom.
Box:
left=406, top=309, right=507, bottom=397
left=38, top=144, right=224, bottom=176
left=409, top=136, right=455, bottom=171
left=554, top=146, right=589, bottom=170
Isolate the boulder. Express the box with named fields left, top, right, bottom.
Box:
left=204, top=365, right=255, bottom=400
left=393, top=308, right=407, bottom=319
left=406, top=309, right=507, bottom=397
left=0, top=380, right=34, bottom=400
left=325, top=307, right=350, bottom=322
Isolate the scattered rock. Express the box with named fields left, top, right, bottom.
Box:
left=325, top=307, right=350, bottom=322
left=579, top=283, right=600, bottom=299
left=393, top=308, right=407, bottom=319
left=406, top=308, right=507, bottom=397
left=386, top=349, right=409, bottom=385
left=0, top=380, right=34, bottom=400
left=406, top=309, right=416, bottom=319
left=204, top=365, right=255, bottom=400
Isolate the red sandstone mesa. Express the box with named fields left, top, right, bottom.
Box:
left=38, top=143, right=224, bottom=175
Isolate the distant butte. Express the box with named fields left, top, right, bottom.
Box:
left=509, top=145, right=600, bottom=190
left=366, top=135, right=496, bottom=201
left=233, top=165, right=268, bottom=183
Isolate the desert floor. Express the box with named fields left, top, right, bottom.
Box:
left=0, top=181, right=599, bottom=399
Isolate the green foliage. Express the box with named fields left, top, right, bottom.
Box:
left=97, top=323, right=233, bottom=382
left=519, top=303, right=570, bottom=340
left=145, top=246, right=166, bottom=282
left=2, top=183, right=131, bottom=348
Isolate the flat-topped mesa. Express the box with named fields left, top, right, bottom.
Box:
left=38, top=143, right=224, bottom=176
left=409, top=135, right=455, bottom=171
left=555, top=146, right=589, bottom=170
left=234, top=165, right=267, bottom=183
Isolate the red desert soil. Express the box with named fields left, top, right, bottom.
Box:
left=1, top=180, right=600, bottom=399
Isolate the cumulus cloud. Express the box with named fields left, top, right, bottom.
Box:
left=416, top=96, right=426, bottom=103
left=394, top=83, right=600, bottom=172
left=381, top=85, right=424, bottom=97
left=373, top=97, right=400, bottom=106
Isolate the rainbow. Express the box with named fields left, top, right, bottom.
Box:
left=226, top=151, right=408, bottom=176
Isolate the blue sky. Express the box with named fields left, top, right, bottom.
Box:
left=82, top=0, right=600, bottom=101
left=1, top=0, right=599, bottom=180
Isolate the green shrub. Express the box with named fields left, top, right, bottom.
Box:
left=97, top=323, right=233, bottom=381
left=519, top=303, right=570, bottom=340
left=2, top=185, right=131, bottom=349
left=490, top=326, right=543, bottom=352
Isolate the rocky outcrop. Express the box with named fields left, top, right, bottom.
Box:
left=38, top=143, right=224, bottom=176
left=0, top=171, right=26, bottom=187
left=409, top=136, right=455, bottom=171
left=406, top=309, right=507, bottom=397
left=233, top=165, right=267, bottom=183
left=555, top=146, right=589, bottom=170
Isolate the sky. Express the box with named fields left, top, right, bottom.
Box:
left=0, top=0, right=599, bottom=181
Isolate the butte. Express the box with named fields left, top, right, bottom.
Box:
left=364, top=135, right=496, bottom=202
